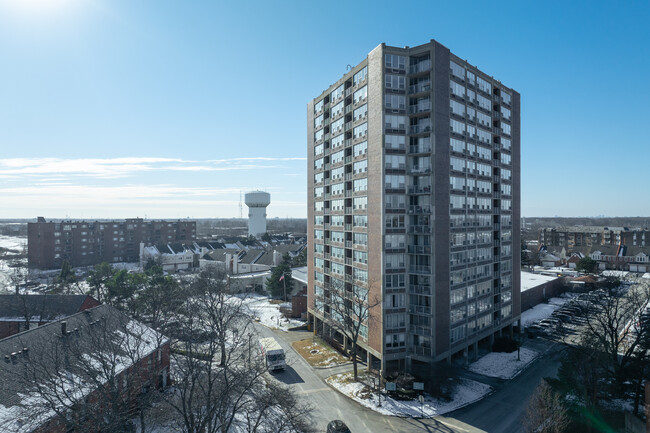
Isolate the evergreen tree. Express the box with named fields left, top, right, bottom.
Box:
left=266, top=253, right=293, bottom=300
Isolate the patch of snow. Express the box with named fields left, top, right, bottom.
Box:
left=600, top=398, right=635, bottom=413
left=521, top=297, right=567, bottom=327
left=602, top=270, right=630, bottom=278
left=326, top=373, right=491, bottom=417
left=0, top=235, right=26, bottom=252
left=237, top=293, right=304, bottom=331
left=468, top=347, right=538, bottom=379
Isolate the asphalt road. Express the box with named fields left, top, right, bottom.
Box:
left=451, top=340, right=563, bottom=433
left=255, top=323, right=561, bottom=433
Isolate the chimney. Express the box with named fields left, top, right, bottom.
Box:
left=61, top=321, right=67, bottom=335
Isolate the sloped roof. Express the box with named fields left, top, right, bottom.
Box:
left=0, top=295, right=92, bottom=321
left=252, top=251, right=276, bottom=266
left=194, top=241, right=226, bottom=250
left=0, top=305, right=167, bottom=432
left=238, top=250, right=266, bottom=265
left=273, top=244, right=305, bottom=256
left=206, top=248, right=240, bottom=262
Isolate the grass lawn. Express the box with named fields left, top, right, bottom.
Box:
left=292, top=337, right=349, bottom=368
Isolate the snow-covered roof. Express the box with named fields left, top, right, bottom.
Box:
left=291, top=267, right=308, bottom=284
left=521, top=271, right=560, bottom=292
left=0, top=305, right=167, bottom=432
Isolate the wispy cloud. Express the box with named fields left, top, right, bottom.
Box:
left=0, top=156, right=306, bottom=179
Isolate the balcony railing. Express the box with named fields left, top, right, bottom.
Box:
left=409, top=124, right=432, bottom=134
left=409, top=82, right=431, bottom=94
left=409, top=284, right=431, bottom=295
left=408, top=185, right=432, bottom=194
left=408, top=205, right=431, bottom=214
left=408, top=166, right=432, bottom=175
left=409, top=59, right=431, bottom=74
left=409, top=145, right=432, bottom=154
left=408, top=101, right=432, bottom=114
left=409, top=265, right=432, bottom=274
left=408, top=245, right=431, bottom=254
left=408, top=225, right=430, bottom=234
left=409, top=305, right=431, bottom=315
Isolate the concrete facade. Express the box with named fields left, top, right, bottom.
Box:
left=307, top=39, right=520, bottom=375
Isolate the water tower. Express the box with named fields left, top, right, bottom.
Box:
left=244, top=191, right=271, bottom=237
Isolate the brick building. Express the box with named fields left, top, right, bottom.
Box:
left=307, top=38, right=520, bottom=373
left=539, top=226, right=649, bottom=251
left=28, top=217, right=196, bottom=269
left=0, top=304, right=170, bottom=433
left=0, top=294, right=99, bottom=339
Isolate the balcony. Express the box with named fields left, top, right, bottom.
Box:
left=408, top=165, right=431, bottom=175
left=409, top=305, right=431, bottom=315
left=409, top=265, right=432, bottom=274
left=409, top=284, right=431, bottom=295
left=408, top=205, right=431, bottom=214
left=408, top=185, right=432, bottom=194
left=409, top=124, right=432, bottom=134
left=409, top=82, right=431, bottom=94
left=408, top=101, right=432, bottom=114
left=409, top=59, right=431, bottom=74
left=409, top=144, right=432, bottom=154
left=408, top=225, right=430, bottom=234
left=408, top=245, right=431, bottom=254
left=410, top=346, right=431, bottom=357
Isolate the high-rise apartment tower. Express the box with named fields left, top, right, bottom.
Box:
left=307, top=39, right=520, bottom=374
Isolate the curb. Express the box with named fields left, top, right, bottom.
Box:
left=324, top=373, right=494, bottom=419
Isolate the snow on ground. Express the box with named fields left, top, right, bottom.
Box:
left=602, top=270, right=631, bottom=278
left=326, top=373, right=491, bottom=417
left=239, top=294, right=304, bottom=331
left=521, top=297, right=568, bottom=327
left=468, top=347, right=538, bottom=379
left=643, top=273, right=650, bottom=280
left=0, top=235, right=26, bottom=252
left=0, top=236, right=27, bottom=292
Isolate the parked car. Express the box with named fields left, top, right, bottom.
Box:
left=327, top=420, right=351, bottom=433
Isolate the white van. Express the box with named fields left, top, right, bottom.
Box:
left=259, top=337, right=286, bottom=371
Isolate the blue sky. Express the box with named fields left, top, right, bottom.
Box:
left=0, top=0, right=648, bottom=219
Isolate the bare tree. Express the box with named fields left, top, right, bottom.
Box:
left=165, top=277, right=314, bottom=433
left=3, top=306, right=168, bottom=433
left=579, top=282, right=650, bottom=397
left=325, top=278, right=380, bottom=381
left=192, top=267, right=250, bottom=368
left=523, top=379, right=569, bottom=433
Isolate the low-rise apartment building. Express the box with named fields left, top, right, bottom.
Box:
left=28, top=217, right=196, bottom=269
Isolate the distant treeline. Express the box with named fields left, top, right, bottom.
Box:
left=0, top=224, right=27, bottom=237
left=522, top=217, right=650, bottom=242
left=192, top=218, right=307, bottom=237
